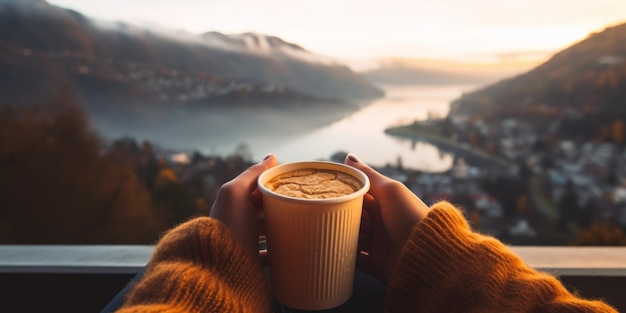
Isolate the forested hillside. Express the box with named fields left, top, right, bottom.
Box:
left=450, top=22, right=626, bottom=139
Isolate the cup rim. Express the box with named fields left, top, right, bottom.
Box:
left=257, top=161, right=370, bottom=204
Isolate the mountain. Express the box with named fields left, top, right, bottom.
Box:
left=449, top=22, right=626, bottom=129
left=361, top=57, right=534, bottom=86
left=0, top=0, right=383, bottom=111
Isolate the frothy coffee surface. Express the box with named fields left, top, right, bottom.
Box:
left=265, top=168, right=362, bottom=199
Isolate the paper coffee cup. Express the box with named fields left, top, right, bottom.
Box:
left=258, top=161, right=370, bottom=310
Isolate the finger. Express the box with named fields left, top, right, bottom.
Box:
left=358, top=231, right=370, bottom=251
left=234, top=153, right=279, bottom=193
left=209, top=154, right=277, bottom=241
left=356, top=250, right=371, bottom=275
left=251, top=188, right=264, bottom=212
left=251, top=179, right=267, bottom=234
left=345, top=153, right=393, bottom=198
left=360, top=204, right=372, bottom=233
left=251, top=188, right=262, bottom=198
left=360, top=194, right=376, bottom=231
left=210, top=154, right=276, bottom=216
left=258, top=215, right=266, bottom=236
left=258, top=250, right=268, bottom=267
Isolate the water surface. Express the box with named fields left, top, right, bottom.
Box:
left=94, top=84, right=478, bottom=172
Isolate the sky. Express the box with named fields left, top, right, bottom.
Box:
left=47, top=0, right=626, bottom=69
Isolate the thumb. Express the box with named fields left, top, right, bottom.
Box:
left=344, top=153, right=391, bottom=198
left=235, top=153, right=279, bottom=193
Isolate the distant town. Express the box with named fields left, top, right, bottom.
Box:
left=383, top=115, right=626, bottom=245
left=38, top=48, right=309, bottom=106
left=155, top=113, right=626, bottom=246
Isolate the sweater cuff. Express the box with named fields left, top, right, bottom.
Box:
left=384, top=201, right=522, bottom=312
left=384, top=202, right=618, bottom=313
left=120, top=217, right=272, bottom=312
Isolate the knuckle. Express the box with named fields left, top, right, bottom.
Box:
left=218, top=181, right=238, bottom=197
left=383, top=179, right=405, bottom=191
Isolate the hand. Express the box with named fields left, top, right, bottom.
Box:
left=345, top=153, right=430, bottom=283
left=209, top=153, right=278, bottom=260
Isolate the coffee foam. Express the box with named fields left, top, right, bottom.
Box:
left=265, top=168, right=362, bottom=199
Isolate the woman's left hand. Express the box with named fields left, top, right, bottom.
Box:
left=209, top=153, right=278, bottom=260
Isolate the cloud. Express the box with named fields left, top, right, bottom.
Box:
left=47, top=0, right=626, bottom=62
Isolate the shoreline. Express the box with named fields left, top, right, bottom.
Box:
left=384, top=125, right=512, bottom=168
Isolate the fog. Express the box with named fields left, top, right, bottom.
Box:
left=90, top=104, right=356, bottom=157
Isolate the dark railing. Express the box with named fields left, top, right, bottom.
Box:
left=1, top=246, right=625, bottom=312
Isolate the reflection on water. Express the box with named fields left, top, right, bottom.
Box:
left=270, top=85, right=478, bottom=172
left=93, top=84, right=478, bottom=172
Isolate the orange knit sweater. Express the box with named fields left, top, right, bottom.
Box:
left=117, top=202, right=618, bottom=312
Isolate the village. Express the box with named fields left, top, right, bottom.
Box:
left=152, top=113, right=626, bottom=246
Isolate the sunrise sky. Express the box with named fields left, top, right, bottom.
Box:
left=47, top=0, right=626, bottom=70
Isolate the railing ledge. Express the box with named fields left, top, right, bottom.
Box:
left=1, top=245, right=625, bottom=276
left=0, top=245, right=152, bottom=274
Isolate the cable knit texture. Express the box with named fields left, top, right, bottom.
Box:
left=116, top=217, right=272, bottom=313
left=384, top=201, right=617, bottom=313
left=116, top=203, right=617, bottom=313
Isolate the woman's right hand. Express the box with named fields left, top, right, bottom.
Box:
left=345, top=153, right=431, bottom=283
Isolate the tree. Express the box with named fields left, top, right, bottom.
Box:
left=612, top=120, right=624, bottom=145
left=233, top=143, right=253, bottom=162
left=572, top=223, right=626, bottom=246
left=557, top=180, right=581, bottom=232
left=0, top=97, right=167, bottom=243
left=153, top=177, right=196, bottom=226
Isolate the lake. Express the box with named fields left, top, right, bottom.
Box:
left=269, top=84, right=478, bottom=172
left=94, top=84, right=480, bottom=172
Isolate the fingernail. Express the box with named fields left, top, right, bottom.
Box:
left=262, top=153, right=272, bottom=161
left=347, top=153, right=360, bottom=163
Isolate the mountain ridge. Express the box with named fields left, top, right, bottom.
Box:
left=0, top=0, right=383, bottom=110
left=448, top=21, right=626, bottom=133
left=360, top=57, right=535, bottom=86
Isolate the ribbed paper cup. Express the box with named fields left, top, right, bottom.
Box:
left=258, top=161, right=370, bottom=310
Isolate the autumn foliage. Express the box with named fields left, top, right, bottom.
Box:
left=573, top=223, right=626, bottom=246
left=0, top=97, right=167, bottom=243
left=0, top=93, right=260, bottom=244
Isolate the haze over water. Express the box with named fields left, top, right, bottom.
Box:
left=267, top=85, right=477, bottom=172
left=94, top=84, right=478, bottom=172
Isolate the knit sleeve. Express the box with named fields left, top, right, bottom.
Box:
left=384, top=201, right=618, bottom=313
left=116, top=217, right=272, bottom=313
